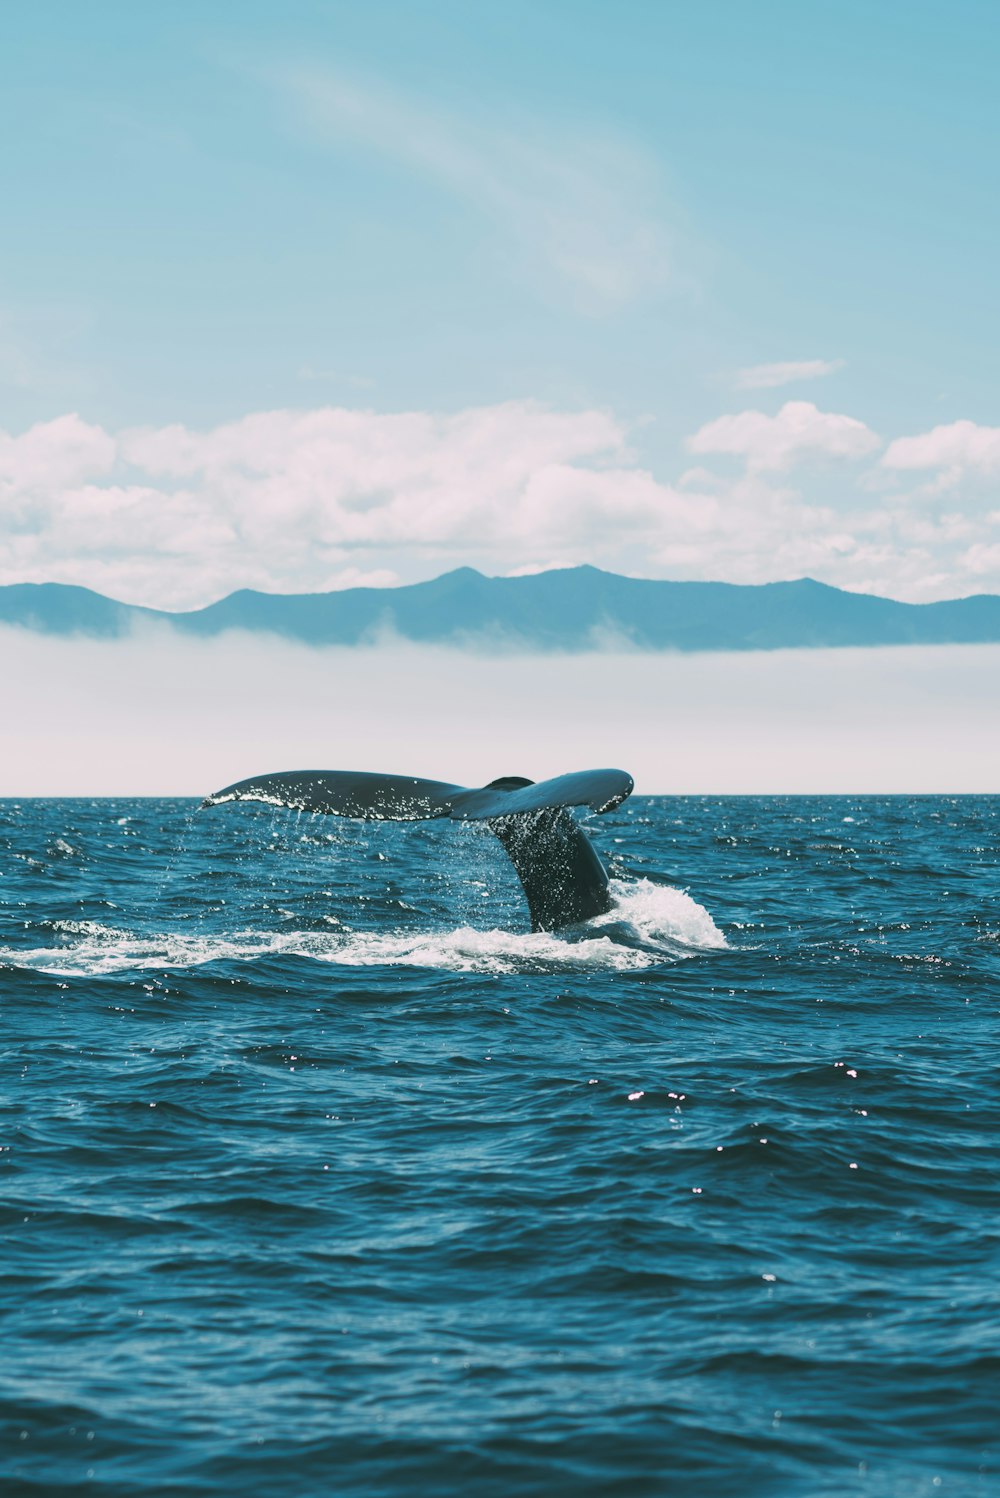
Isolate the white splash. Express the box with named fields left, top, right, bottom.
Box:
left=2, top=881, right=726, bottom=977
left=599, top=877, right=728, bottom=951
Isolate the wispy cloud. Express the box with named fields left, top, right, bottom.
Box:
left=735, top=359, right=845, bottom=390
left=0, top=305, right=95, bottom=400
left=297, top=366, right=375, bottom=389
left=266, top=64, right=671, bottom=310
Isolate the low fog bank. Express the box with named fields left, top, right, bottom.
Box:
left=2, top=626, right=997, bottom=795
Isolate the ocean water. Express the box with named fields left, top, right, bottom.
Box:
left=1, top=794, right=997, bottom=1497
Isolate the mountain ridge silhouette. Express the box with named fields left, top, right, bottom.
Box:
left=3, top=566, right=999, bottom=651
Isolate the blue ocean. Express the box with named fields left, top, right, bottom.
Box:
left=1, top=794, right=997, bottom=1496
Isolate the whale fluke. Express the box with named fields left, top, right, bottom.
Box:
left=201, top=767, right=633, bottom=931
left=201, top=769, right=465, bottom=821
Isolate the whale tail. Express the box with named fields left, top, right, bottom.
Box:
left=487, top=806, right=616, bottom=930
left=201, top=767, right=633, bottom=931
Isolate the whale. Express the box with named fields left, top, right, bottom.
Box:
left=201, top=766, right=634, bottom=931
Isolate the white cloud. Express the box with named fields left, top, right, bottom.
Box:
left=735, top=359, right=845, bottom=390
left=0, top=413, right=115, bottom=492
left=688, top=400, right=880, bottom=472
left=961, top=541, right=1000, bottom=579
left=882, top=419, right=1000, bottom=476
left=505, top=560, right=579, bottom=576
left=269, top=64, right=670, bottom=309
left=3, top=401, right=680, bottom=606
left=1, top=399, right=998, bottom=608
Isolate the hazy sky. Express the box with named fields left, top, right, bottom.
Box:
left=2, top=1, right=999, bottom=607
left=4, top=627, right=997, bottom=795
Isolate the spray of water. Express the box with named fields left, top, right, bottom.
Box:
left=0, top=877, right=726, bottom=978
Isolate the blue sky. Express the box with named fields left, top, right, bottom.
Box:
left=2, top=0, right=999, bottom=607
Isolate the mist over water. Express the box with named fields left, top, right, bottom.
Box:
left=2, top=626, right=999, bottom=794
left=2, top=793, right=997, bottom=1496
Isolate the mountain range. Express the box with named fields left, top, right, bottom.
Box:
left=2, top=567, right=999, bottom=652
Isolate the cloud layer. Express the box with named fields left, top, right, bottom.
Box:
left=1, top=398, right=999, bottom=608
left=3, top=628, right=997, bottom=794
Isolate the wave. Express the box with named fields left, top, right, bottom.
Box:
left=0, top=879, right=726, bottom=977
